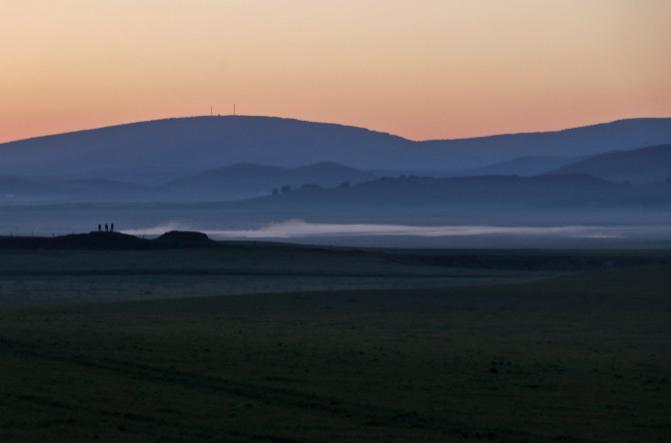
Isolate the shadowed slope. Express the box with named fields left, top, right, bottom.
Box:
left=1, top=116, right=670, bottom=181
left=547, top=144, right=671, bottom=184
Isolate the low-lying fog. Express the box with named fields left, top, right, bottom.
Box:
left=118, top=219, right=671, bottom=248
left=124, top=220, right=638, bottom=239
left=2, top=205, right=670, bottom=248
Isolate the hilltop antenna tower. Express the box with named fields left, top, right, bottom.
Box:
left=233, top=104, right=236, bottom=116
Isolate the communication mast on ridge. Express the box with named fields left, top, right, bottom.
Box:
left=233, top=104, right=236, bottom=116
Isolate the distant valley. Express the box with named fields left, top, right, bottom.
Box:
left=1, top=116, right=669, bottom=242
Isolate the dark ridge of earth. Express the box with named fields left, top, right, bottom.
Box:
left=0, top=230, right=216, bottom=250
left=1, top=231, right=671, bottom=272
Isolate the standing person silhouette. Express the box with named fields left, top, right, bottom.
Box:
left=105, top=224, right=109, bottom=232
left=111, top=223, right=114, bottom=232
left=98, top=224, right=102, bottom=232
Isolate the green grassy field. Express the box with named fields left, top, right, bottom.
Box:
left=0, top=247, right=670, bottom=442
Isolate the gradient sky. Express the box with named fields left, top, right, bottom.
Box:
left=1, top=0, right=670, bottom=142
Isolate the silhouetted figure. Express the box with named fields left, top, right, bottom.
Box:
left=110, top=223, right=114, bottom=232
left=105, top=224, right=109, bottom=232
left=98, top=224, right=102, bottom=232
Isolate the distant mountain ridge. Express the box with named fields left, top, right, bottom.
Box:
left=2, top=171, right=669, bottom=233
left=163, top=162, right=376, bottom=200
left=546, top=144, right=671, bottom=184
left=239, top=173, right=668, bottom=210
left=457, top=155, right=579, bottom=177
left=0, top=161, right=376, bottom=203
left=1, top=116, right=671, bottom=181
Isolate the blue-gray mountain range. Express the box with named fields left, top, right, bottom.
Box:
left=2, top=116, right=670, bottom=181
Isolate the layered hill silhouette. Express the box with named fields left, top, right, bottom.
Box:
left=546, top=144, right=671, bottom=184
left=2, top=116, right=671, bottom=181
left=164, top=162, right=375, bottom=200
left=457, top=155, right=579, bottom=177
left=0, top=230, right=216, bottom=250
left=0, top=161, right=375, bottom=203
left=244, top=174, right=661, bottom=208
left=0, top=172, right=668, bottom=235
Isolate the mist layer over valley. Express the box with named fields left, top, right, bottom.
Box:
left=1, top=116, right=670, bottom=247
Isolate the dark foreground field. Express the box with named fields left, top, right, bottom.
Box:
left=0, top=244, right=669, bottom=442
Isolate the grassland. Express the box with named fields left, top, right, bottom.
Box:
left=0, top=245, right=669, bottom=442
left=0, top=244, right=549, bottom=305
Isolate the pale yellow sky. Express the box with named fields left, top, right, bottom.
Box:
left=1, top=0, right=670, bottom=142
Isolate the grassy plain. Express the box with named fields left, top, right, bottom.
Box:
left=0, top=245, right=669, bottom=442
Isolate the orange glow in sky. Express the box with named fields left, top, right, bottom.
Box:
left=1, top=0, right=670, bottom=142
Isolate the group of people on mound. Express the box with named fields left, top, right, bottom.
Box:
left=97, top=223, right=115, bottom=233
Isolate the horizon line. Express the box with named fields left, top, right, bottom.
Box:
left=2, top=113, right=670, bottom=145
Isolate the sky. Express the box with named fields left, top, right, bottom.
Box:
left=1, top=0, right=670, bottom=142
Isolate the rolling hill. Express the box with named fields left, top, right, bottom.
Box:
left=1, top=116, right=670, bottom=182
left=0, top=162, right=376, bottom=203
left=456, top=155, right=579, bottom=177
left=251, top=174, right=634, bottom=207
left=547, top=144, right=671, bottom=184
left=0, top=173, right=668, bottom=237
left=163, top=162, right=376, bottom=200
